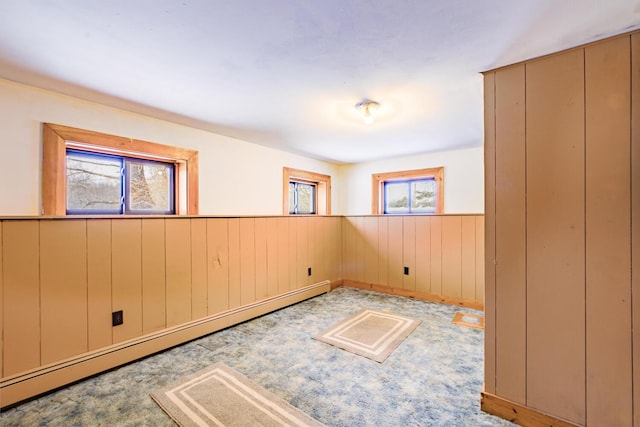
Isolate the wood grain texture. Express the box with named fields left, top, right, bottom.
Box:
left=165, top=219, right=192, bottom=327
left=414, top=216, right=431, bottom=293
left=387, top=216, right=403, bottom=288
left=141, top=219, right=166, bottom=334
left=460, top=216, right=476, bottom=301
left=364, top=216, right=379, bottom=285
left=266, top=217, right=279, bottom=297
left=585, top=35, right=632, bottom=426
left=276, top=217, right=290, bottom=294
left=190, top=218, right=208, bottom=319
left=206, top=218, right=229, bottom=315
left=40, top=220, right=88, bottom=365
left=632, top=31, right=640, bottom=427
left=441, top=216, right=462, bottom=298
left=494, top=63, right=527, bottom=404
left=87, top=220, right=112, bottom=351
left=483, top=70, right=497, bottom=394
left=239, top=218, right=256, bottom=304
left=402, top=216, right=416, bottom=290
left=254, top=217, right=268, bottom=300
left=481, top=392, right=579, bottom=427
left=111, top=219, right=143, bottom=343
left=526, top=49, right=586, bottom=425
left=227, top=218, right=241, bottom=309
left=377, top=216, right=389, bottom=286
left=429, top=216, right=443, bottom=297
left=2, top=221, right=40, bottom=375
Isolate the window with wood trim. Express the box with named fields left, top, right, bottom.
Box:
left=283, top=167, right=331, bottom=215
left=372, top=167, right=444, bottom=214
left=42, top=123, right=199, bottom=215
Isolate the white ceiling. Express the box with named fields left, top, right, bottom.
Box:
left=0, top=1, right=638, bottom=164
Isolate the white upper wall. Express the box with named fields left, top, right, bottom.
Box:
left=0, top=78, right=484, bottom=217
left=338, top=146, right=484, bottom=215
left=0, top=78, right=340, bottom=216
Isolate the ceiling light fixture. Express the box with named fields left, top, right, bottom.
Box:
left=355, top=100, right=380, bottom=125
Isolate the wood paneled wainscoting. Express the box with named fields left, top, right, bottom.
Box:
left=483, top=30, right=639, bottom=427
left=341, top=215, right=484, bottom=310
left=0, top=216, right=342, bottom=407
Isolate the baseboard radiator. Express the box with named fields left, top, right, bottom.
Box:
left=0, top=281, right=330, bottom=408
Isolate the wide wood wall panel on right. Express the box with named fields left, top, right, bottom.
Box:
left=483, top=31, right=637, bottom=427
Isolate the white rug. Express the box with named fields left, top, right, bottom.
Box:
left=151, top=362, right=324, bottom=426
left=313, top=309, right=421, bottom=363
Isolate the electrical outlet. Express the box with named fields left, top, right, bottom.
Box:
left=403, top=266, right=409, bottom=275
left=308, top=267, right=312, bottom=276
left=112, top=310, right=124, bottom=326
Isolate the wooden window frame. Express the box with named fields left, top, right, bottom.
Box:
left=283, top=167, right=331, bottom=215
left=372, top=167, right=444, bottom=214
left=42, top=123, right=199, bottom=216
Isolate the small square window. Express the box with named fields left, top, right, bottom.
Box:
left=289, top=181, right=316, bottom=214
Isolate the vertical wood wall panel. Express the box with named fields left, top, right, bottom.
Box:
left=86, top=220, right=112, bottom=351
left=355, top=217, right=366, bottom=283
left=430, top=217, right=443, bottom=296
left=441, top=216, right=462, bottom=298
left=483, top=71, right=497, bottom=394
left=190, top=218, right=208, bottom=319
left=387, top=217, right=403, bottom=287
left=364, top=216, right=379, bottom=285
left=239, top=218, right=256, bottom=305
left=343, top=217, right=357, bottom=281
left=39, top=220, right=88, bottom=365
left=295, top=217, right=308, bottom=289
left=165, top=219, right=192, bottom=327
left=377, top=216, right=389, bottom=286
left=402, top=216, right=416, bottom=290
left=141, top=219, right=166, bottom=334
left=0, top=223, right=3, bottom=377
left=314, top=217, right=328, bottom=283
left=414, top=217, right=431, bottom=293
left=307, top=216, right=316, bottom=285
left=3, top=221, right=40, bottom=375
left=228, top=218, right=241, bottom=308
left=287, top=217, right=297, bottom=289
left=494, top=64, right=527, bottom=404
left=632, top=32, right=640, bottom=427
left=526, top=49, right=585, bottom=425
left=475, top=216, right=485, bottom=301
left=111, top=219, right=143, bottom=343
left=585, top=36, right=633, bottom=426
left=276, top=217, right=290, bottom=294
left=206, top=218, right=229, bottom=314
left=265, top=217, right=279, bottom=297
left=460, top=217, right=476, bottom=301
left=254, top=217, right=268, bottom=300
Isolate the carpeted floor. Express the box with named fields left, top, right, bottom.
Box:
left=0, top=287, right=514, bottom=426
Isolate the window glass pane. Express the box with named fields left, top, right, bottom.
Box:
left=127, top=160, right=174, bottom=213
left=66, top=151, right=122, bottom=213
left=411, top=179, right=436, bottom=212
left=288, top=182, right=296, bottom=214
left=384, top=182, right=409, bottom=213
left=295, top=183, right=315, bottom=214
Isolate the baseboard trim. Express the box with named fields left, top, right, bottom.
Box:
left=481, top=391, right=580, bottom=427
left=0, top=281, right=330, bottom=408
left=339, top=280, right=484, bottom=310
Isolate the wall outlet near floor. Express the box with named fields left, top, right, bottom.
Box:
left=308, top=267, right=312, bottom=276
left=112, top=310, right=124, bottom=326
left=403, top=266, right=409, bottom=275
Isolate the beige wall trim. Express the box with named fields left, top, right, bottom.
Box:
left=0, top=281, right=330, bottom=409
left=339, top=280, right=484, bottom=310
left=481, top=392, right=579, bottom=427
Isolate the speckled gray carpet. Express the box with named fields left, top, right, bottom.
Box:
left=0, top=287, right=515, bottom=426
